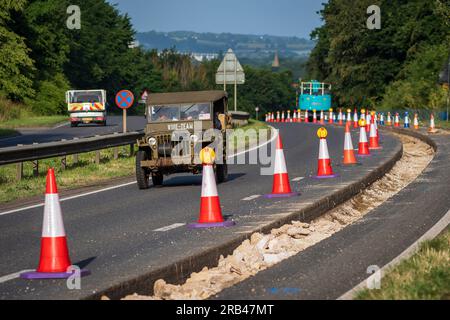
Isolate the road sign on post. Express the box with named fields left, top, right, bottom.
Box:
left=115, top=90, right=134, bottom=133
left=216, top=49, right=245, bottom=112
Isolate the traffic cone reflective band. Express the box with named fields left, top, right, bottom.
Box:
left=404, top=112, right=410, bottom=128
left=304, top=110, right=309, bottom=123
left=353, top=109, right=359, bottom=128
left=387, top=112, right=392, bottom=126
left=21, top=169, right=90, bottom=279
left=314, top=128, right=338, bottom=178
left=414, top=113, right=419, bottom=129
left=265, top=134, right=299, bottom=198
left=394, top=113, right=400, bottom=127
left=369, top=118, right=382, bottom=150
left=342, top=122, right=358, bottom=165
left=190, top=148, right=235, bottom=228
left=329, top=109, right=334, bottom=124
left=429, top=114, right=437, bottom=133
left=357, top=119, right=371, bottom=157
left=320, top=110, right=325, bottom=124
left=313, top=110, right=317, bottom=123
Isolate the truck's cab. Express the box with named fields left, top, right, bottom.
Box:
left=299, top=80, right=332, bottom=120
left=66, top=89, right=107, bottom=127
left=136, top=90, right=229, bottom=189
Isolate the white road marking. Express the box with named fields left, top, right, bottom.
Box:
left=0, top=181, right=136, bottom=216
left=242, top=195, right=261, bottom=201
left=0, top=270, right=33, bottom=284
left=0, top=127, right=277, bottom=217
left=292, top=177, right=305, bottom=182
left=153, top=223, right=186, bottom=232
left=52, top=122, right=70, bottom=129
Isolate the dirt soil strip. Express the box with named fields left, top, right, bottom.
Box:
left=119, top=133, right=433, bottom=300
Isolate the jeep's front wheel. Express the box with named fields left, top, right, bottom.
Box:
left=152, top=172, right=164, bottom=186
left=136, top=150, right=150, bottom=189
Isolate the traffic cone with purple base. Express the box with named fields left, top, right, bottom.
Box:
left=21, top=169, right=90, bottom=279
left=342, top=122, right=360, bottom=165
left=369, top=118, right=382, bottom=150
left=265, top=134, right=299, bottom=198
left=189, top=148, right=235, bottom=228
left=313, top=128, right=339, bottom=179
left=357, top=119, right=371, bottom=157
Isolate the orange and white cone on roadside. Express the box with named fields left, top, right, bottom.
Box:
left=21, top=169, right=90, bottom=279
left=369, top=118, right=382, bottom=150
left=329, top=108, right=334, bottom=124
left=304, top=110, right=309, bottom=123
left=276, top=111, right=280, bottom=123
left=357, top=119, right=371, bottom=157
left=387, top=112, right=392, bottom=126
left=265, top=134, right=299, bottom=198
left=353, top=109, right=359, bottom=129
left=297, top=109, right=302, bottom=123
left=314, top=127, right=339, bottom=178
left=342, top=122, right=359, bottom=165
left=394, top=113, right=400, bottom=127
left=189, top=148, right=235, bottom=228
left=293, top=110, right=297, bottom=122
left=287, top=110, right=292, bottom=122
left=428, top=114, right=437, bottom=133
left=320, top=110, right=325, bottom=124
left=313, top=110, right=317, bottom=123
left=414, top=113, right=419, bottom=130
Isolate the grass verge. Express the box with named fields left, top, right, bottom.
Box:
left=0, top=128, right=19, bottom=138
left=0, top=147, right=135, bottom=204
left=356, top=228, right=450, bottom=300
left=0, top=115, right=68, bottom=129
left=435, top=119, right=450, bottom=130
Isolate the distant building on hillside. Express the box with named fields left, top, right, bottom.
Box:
left=272, top=51, right=280, bottom=71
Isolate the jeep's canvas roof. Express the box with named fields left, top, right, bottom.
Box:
left=147, top=90, right=227, bottom=105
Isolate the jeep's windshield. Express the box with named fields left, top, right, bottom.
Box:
left=149, top=103, right=211, bottom=122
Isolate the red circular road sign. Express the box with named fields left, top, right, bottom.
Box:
left=115, top=90, right=135, bottom=109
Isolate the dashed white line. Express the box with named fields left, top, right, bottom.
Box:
left=0, top=270, right=33, bottom=284
left=0, top=181, right=137, bottom=216
left=242, top=195, right=261, bottom=201
left=153, top=223, right=186, bottom=232
left=292, top=177, right=305, bottom=182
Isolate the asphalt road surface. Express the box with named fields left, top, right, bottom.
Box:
left=0, top=116, right=146, bottom=148
left=0, top=123, right=400, bottom=299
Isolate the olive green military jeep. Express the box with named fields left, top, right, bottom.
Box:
left=135, top=90, right=230, bottom=189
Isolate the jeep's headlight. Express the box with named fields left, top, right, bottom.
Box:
left=148, top=137, right=157, bottom=146
left=190, top=134, right=199, bottom=143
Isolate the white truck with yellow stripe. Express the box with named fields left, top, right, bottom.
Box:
left=66, top=90, right=107, bottom=127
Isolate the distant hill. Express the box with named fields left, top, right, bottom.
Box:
left=136, top=30, right=315, bottom=59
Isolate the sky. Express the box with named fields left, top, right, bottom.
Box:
left=109, top=0, right=325, bottom=38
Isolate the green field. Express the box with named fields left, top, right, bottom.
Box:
left=356, top=228, right=450, bottom=300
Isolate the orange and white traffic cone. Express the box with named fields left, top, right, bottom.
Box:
left=189, top=148, right=235, bottom=228
left=413, top=113, right=419, bottom=130
left=281, top=111, right=285, bottom=123
left=276, top=111, right=280, bottom=123
left=387, top=112, right=392, bottom=126
left=304, top=110, right=309, bottom=123
left=313, top=110, right=317, bottom=123
left=287, top=110, right=292, bottom=122
left=428, top=114, right=437, bottom=133
left=365, top=110, right=371, bottom=133
left=342, top=122, right=359, bottom=165
left=346, top=109, right=352, bottom=125
left=320, top=110, right=325, bottom=124
left=265, top=134, right=299, bottom=198
left=314, top=127, right=339, bottom=178
left=293, top=110, right=297, bottom=122
left=369, top=118, right=382, bottom=150
left=21, top=169, right=90, bottom=279
left=338, top=109, right=344, bottom=125
left=357, top=119, right=371, bottom=157
left=297, top=109, right=302, bottom=123
left=394, top=113, right=400, bottom=127
left=353, top=109, right=359, bottom=129
left=329, top=108, right=334, bottom=124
